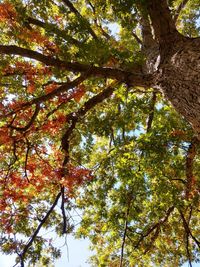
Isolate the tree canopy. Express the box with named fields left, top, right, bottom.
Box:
left=0, top=0, right=200, bottom=266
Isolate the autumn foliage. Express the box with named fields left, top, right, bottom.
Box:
left=0, top=0, right=200, bottom=266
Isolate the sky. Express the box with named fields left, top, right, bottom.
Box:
left=0, top=235, right=92, bottom=267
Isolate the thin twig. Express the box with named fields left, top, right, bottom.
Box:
left=10, top=103, right=40, bottom=132
left=61, top=186, right=68, bottom=234
left=120, top=196, right=132, bottom=267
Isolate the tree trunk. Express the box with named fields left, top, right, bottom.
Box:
left=155, top=37, right=200, bottom=135
left=146, top=0, right=200, bottom=136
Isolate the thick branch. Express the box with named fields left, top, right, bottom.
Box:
left=137, top=10, right=159, bottom=72
left=0, top=45, right=152, bottom=87
left=147, top=0, right=180, bottom=43
left=140, top=16, right=157, bottom=50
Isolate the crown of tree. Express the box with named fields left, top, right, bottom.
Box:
left=0, top=1, right=200, bottom=266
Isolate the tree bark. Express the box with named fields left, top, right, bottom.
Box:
left=156, top=37, right=200, bottom=135
left=145, top=1, right=200, bottom=137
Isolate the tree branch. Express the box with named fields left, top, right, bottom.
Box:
left=185, top=137, right=199, bottom=199
left=61, top=186, right=68, bottom=234
left=174, top=0, right=190, bottom=23
left=179, top=210, right=200, bottom=249
left=62, top=0, right=98, bottom=40
left=132, top=31, right=142, bottom=45
left=0, top=75, right=87, bottom=119
left=135, top=207, right=174, bottom=249
left=136, top=10, right=159, bottom=72
left=146, top=91, right=157, bottom=132
left=25, top=17, right=82, bottom=46
left=61, top=81, right=119, bottom=163
left=0, top=45, right=152, bottom=87
left=19, top=191, right=61, bottom=266
left=10, top=103, right=40, bottom=132
left=140, top=16, right=157, bottom=50
left=147, top=0, right=180, bottom=43
left=120, top=196, right=132, bottom=267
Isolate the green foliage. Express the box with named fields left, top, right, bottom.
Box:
left=0, top=0, right=199, bottom=266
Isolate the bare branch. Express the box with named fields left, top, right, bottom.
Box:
left=61, top=186, right=68, bottom=234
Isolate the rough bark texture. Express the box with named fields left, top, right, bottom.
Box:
left=144, top=0, right=200, bottom=137
left=157, top=37, right=200, bottom=135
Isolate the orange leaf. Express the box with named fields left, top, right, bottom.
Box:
left=45, top=82, right=59, bottom=94
left=0, top=2, right=16, bottom=23
left=73, top=84, right=85, bottom=102
left=27, top=83, right=36, bottom=94
left=0, top=127, right=11, bottom=144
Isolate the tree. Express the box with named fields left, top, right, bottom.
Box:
left=0, top=0, right=199, bottom=266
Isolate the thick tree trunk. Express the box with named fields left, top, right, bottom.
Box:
left=146, top=0, right=200, bottom=136
left=156, top=37, right=200, bottom=135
